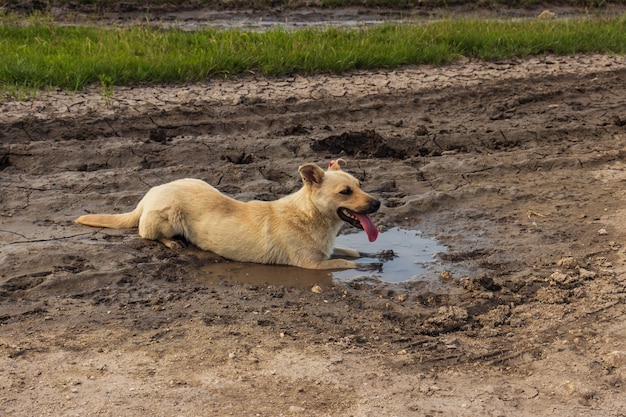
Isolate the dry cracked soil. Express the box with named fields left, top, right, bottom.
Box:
left=1, top=21, right=626, bottom=416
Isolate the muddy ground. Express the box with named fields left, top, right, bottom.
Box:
left=2, top=49, right=626, bottom=415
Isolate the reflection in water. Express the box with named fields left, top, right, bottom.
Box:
left=334, top=228, right=447, bottom=283
left=200, top=228, right=446, bottom=286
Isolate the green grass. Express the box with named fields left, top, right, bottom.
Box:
left=1, top=15, right=626, bottom=91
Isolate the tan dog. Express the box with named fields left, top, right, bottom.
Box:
left=75, top=159, right=380, bottom=269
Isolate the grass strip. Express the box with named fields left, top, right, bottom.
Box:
left=1, top=16, right=626, bottom=91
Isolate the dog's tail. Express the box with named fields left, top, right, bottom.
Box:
left=75, top=206, right=142, bottom=229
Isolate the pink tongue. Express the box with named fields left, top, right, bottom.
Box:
left=354, top=213, right=379, bottom=242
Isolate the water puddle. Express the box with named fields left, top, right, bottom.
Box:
left=101, top=8, right=585, bottom=32
left=200, top=228, right=447, bottom=286
left=334, top=227, right=447, bottom=283
left=151, top=9, right=415, bottom=31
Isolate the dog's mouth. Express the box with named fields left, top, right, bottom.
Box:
left=338, top=208, right=379, bottom=242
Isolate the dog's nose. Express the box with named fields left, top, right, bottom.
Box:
left=370, top=199, right=381, bottom=212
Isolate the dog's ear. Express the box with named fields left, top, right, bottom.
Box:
left=299, top=163, right=325, bottom=186
left=328, top=159, right=346, bottom=171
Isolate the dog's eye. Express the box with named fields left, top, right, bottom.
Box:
left=339, top=187, right=352, bottom=195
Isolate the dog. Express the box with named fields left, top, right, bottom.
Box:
left=75, top=159, right=380, bottom=269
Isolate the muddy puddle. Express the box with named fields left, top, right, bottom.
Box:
left=159, top=9, right=407, bottom=31
left=72, top=5, right=614, bottom=32
left=198, top=228, right=447, bottom=286
left=334, top=227, right=447, bottom=282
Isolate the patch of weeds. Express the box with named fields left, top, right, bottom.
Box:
left=0, top=84, right=39, bottom=103
left=98, top=73, right=115, bottom=107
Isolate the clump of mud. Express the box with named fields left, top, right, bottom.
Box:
left=311, top=130, right=409, bottom=159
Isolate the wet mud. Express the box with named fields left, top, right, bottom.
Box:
left=2, top=54, right=626, bottom=415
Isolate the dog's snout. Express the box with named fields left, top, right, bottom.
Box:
left=370, top=199, right=381, bottom=212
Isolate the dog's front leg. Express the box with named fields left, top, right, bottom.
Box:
left=332, top=247, right=361, bottom=259
left=313, top=258, right=384, bottom=271
left=304, top=258, right=358, bottom=270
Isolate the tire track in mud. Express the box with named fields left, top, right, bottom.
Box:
left=4, top=64, right=626, bottom=175
left=2, top=54, right=625, bottom=146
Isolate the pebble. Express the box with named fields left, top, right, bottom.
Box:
left=556, top=256, right=576, bottom=269
left=439, top=270, right=452, bottom=280
left=288, top=405, right=306, bottom=413
left=311, top=284, right=323, bottom=294
left=549, top=271, right=570, bottom=284
left=577, top=267, right=597, bottom=280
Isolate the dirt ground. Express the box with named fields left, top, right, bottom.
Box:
left=2, top=35, right=626, bottom=416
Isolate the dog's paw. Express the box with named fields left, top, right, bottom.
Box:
left=375, top=249, right=397, bottom=262
left=356, top=262, right=383, bottom=272
left=160, top=238, right=186, bottom=251
left=359, top=250, right=396, bottom=262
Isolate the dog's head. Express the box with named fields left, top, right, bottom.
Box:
left=299, top=159, right=380, bottom=242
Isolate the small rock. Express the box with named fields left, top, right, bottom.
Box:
left=445, top=337, right=460, bottom=349
left=549, top=271, right=570, bottom=284
left=170, top=379, right=188, bottom=386
left=598, top=228, right=609, bottom=236
left=548, top=270, right=584, bottom=289
left=439, top=270, right=452, bottom=280
left=289, top=405, right=306, bottom=413
left=311, top=284, right=323, bottom=294
left=557, top=256, right=577, bottom=269
left=228, top=352, right=236, bottom=359
left=577, top=267, right=597, bottom=280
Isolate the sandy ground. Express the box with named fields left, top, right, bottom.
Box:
left=2, top=53, right=626, bottom=415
